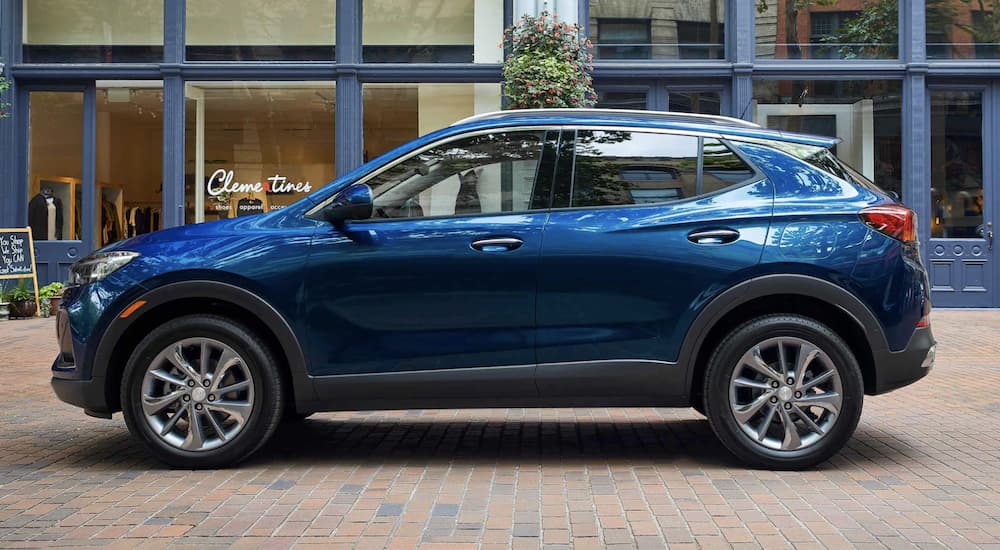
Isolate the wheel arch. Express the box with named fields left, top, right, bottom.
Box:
left=94, top=280, right=315, bottom=413
left=682, top=274, right=889, bottom=404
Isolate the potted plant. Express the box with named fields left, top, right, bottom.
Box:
left=501, top=11, right=596, bottom=110
left=7, top=280, right=37, bottom=319
left=39, top=282, right=65, bottom=317
left=0, top=282, right=9, bottom=320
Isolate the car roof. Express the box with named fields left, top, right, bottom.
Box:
left=451, top=108, right=840, bottom=148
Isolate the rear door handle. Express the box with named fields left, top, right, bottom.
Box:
left=687, top=228, right=740, bottom=245
left=471, top=237, right=523, bottom=252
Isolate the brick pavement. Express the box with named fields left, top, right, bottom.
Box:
left=0, top=311, right=999, bottom=549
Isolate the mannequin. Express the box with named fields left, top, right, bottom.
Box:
left=28, top=187, right=64, bottom=241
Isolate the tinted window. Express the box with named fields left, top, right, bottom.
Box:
left=702, top=138, right=756, bottom=193
left=368, top=131, right=550, bottom=219
left=570, top=131, right=753, bottom=207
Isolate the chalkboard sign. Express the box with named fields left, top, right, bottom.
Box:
left=0, top=228, right=40, bottom=317
left=0, top=229, right=35, bottom=279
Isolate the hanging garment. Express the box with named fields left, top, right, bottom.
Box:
left=101, top=200, right=123, bottom=245
left=28, top=193, right=64, bottom=241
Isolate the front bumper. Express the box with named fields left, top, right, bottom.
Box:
left=52, top=300, right=112, bottom=417
left=871, top=325, right=936, bottom=394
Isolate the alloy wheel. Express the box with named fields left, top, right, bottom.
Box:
left=140, top=337, right=255, bottom=452
left=728, top=336, right=843, bottom=451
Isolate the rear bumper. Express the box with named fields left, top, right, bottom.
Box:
left=871, top=325, right=935, bottom=395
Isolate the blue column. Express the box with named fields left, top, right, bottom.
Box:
left=82, top=86, right=97, bottom=253
left=160, top=0, right=185, bottom=228
left=730, top=0, right=754, bottom=120
left=161, top=75, right=186, bottom=228
left=0, top=0, right=20, bottom=228
left=336, top=0, right=363, bottom=176
left=901, top=0, right=929, bottom=248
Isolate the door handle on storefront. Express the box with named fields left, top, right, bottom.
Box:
left=989, top=222, right=994, bottom=252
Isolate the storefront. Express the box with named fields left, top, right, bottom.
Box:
left=0, top=1, right=997, bottom=307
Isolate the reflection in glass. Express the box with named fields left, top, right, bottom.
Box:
left=669, top=91, right=721, bottom=115
left=589, top=0, right=725, bottom=60
left=930, top=92, right=984, bottom=239
left=183, top=83, right=336, bottom=224
left=570, top=131, right=753, bottom=207
left=363, top=0, right=500, bottom=63
left=28, top=92, right=84, bottom=241
left=22, top=0, right=163, bottom=62
left=596, top=91, right=648, bottom=110
left=927, top=0, right=1000, bottom=59
left=186, top=0, right=335, bottom=61
left=368, top=131, right=547, bottom=219
left=752, top=80, right=903, bottom=199
left=755, top=0, right=898, bottom=60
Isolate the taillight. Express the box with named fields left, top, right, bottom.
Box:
left=859, top=205, right=916, bottom=242
left=916, top=314, right=930, bottom=328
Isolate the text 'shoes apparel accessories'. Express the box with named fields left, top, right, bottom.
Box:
left=237, top=198, right=264, bottom=216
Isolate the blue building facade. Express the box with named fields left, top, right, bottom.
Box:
left=0, top=1, right=996, bottom=307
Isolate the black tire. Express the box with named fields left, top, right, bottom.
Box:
left=703, top=314, right=864, bottom=470
left=121, top=315, right=284, bottom=469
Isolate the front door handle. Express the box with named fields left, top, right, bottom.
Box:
left=471, top=237, right=523, bottom=252
left=687, top=228, right=740, bottom=245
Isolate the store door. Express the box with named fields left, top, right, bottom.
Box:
left=927, top=88, right=997, bottom=307
left=23, top=89, right=91, bottom=284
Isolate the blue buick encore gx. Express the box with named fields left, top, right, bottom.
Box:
left=53, top=109, right=935, bottom=470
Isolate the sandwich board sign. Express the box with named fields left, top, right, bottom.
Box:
left=0, top=228, right=41, bottom=316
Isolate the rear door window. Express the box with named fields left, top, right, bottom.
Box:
left=566, top=130, right=756, bottom=208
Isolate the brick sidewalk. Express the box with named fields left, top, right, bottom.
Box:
left=1, top=311, right=999, bottom=549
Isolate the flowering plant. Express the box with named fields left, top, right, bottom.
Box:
left=501, top=11, right=596, bottom=109
left=0, top=69, right=9, bottom=119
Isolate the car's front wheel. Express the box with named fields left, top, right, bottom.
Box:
left=121, top=315, right=284, bottom=468
left=703, top=315, right=864, bottom=469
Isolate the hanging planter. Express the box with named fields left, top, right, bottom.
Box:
left=501, top=11, right=596, bottom=110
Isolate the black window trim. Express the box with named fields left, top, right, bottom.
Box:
left=306, top=125, right=562, bottom=223
left=550, top=125, right=765, bottom=213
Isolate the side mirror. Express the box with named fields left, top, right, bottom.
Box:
left=322, top=183, right=374, bottom=227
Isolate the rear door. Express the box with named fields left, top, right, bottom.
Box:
left=535, top=128, right=773, bottom=400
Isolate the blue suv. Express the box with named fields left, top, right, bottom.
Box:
left=52, top=109, right=935, bottom=469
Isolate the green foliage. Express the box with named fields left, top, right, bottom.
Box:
left=955, top=0, right=1000, bottom=51
left=39, top=282, right=65, bottom=299
left=501, top=11, right=596, bottom=110
left=824, top=0, right=899, bottom=59
left=7, top=280, right=34, bottom=303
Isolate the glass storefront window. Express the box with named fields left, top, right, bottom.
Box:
left=752, top=80, right=903, bottom=199
left=28, top=92, right=83, bottom=241
left=22, top=0, right=163, bottom=63
left=588, top=0, right=725, bottom=60
left=362, top=83, right=501, bottom=160
left=755, top=0, right=898, bottom=60
left=96, top=84, right=163, bottom=246
left=927, top=1, right=1000, bottom=59
left=669, top=91, right=721, bottom=115
left=183, top=82, right=336, bottom=223
left=362, top=0, right=501, bottom=63
left=930, top=91, right=984, bottom=238
left=186, top=0, right=336, bottom=61
left=596, top=90, right=649, bottom=110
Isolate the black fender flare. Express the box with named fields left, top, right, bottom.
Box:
left=93, top=280, right=316, bottom=409
left=678, top=273, right=890, bottom=395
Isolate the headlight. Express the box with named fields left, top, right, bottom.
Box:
left=69, top=251, right=140, bottom=285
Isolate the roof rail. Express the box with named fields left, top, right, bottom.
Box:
left=452, top=108, right=761, bottom=128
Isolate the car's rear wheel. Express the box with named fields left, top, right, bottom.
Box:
left=703, top=314, right=863, bottom=469
left=121, top=315, right=284, bottom=469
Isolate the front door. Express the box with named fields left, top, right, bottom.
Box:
left=927, top=88, right=997, bottom=307
left=304, top=129, right=558, bottom=398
